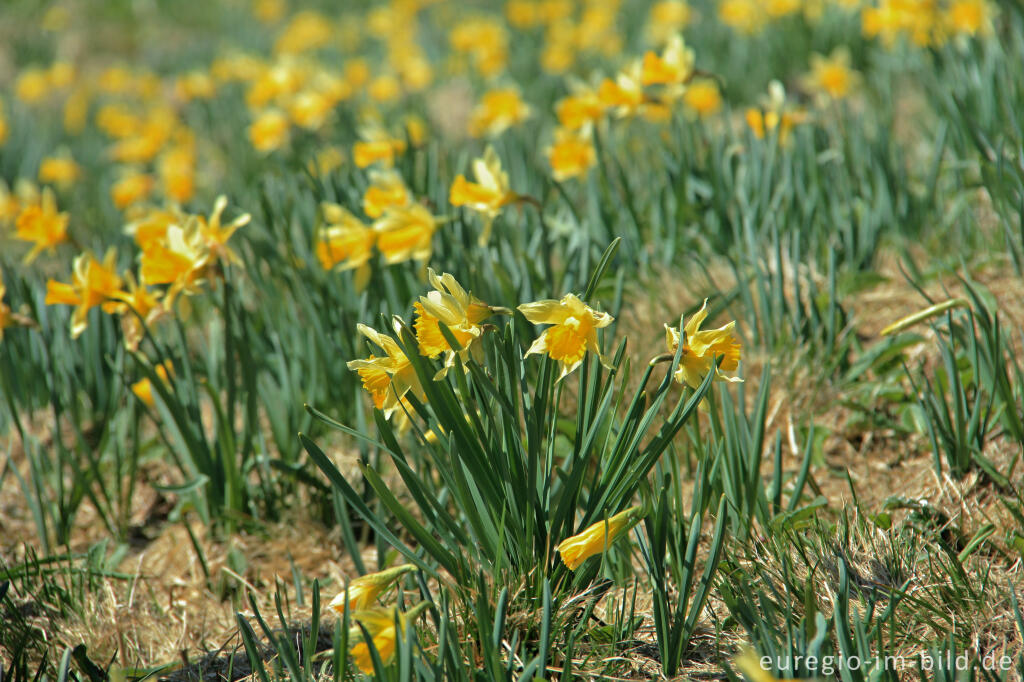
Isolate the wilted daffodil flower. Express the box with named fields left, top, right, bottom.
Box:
left=45, top=249, right=123, bottom=338
left=557, top=505, right=644, bottom=571
left=519, top=293, right=613, bottom=379
left=328, top=564, right=416, bottom=615
left=348, top=603, right=430, bottom=675
left=414, top=269, right=494, bottom=377
left=449, top=146, right=517, bottom=245
left=663, top=299, right=742, bottom=388
left=347, top=320, right=425, bottom=419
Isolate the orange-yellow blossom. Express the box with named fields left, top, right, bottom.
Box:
left=664, top=299, right=742, bottom=388
left=557, top=505, right=644, bottom=571
left=519, top=293, right=613, bottom=379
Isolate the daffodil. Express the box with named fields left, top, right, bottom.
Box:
left=111, top=171, right=155, bottom=211
left=159, top=141, right=196, bottom=203
left=132, top=361, right=174, bottom=407
left=111, top=271, right=165, bottom=351
left=518, top=293, right=614, bottom=379
left=315, top=203, right=376, bottom=289
left=646, top=1, right=692, bottom=45
left=803, top=49, right=859, bottom=101
left=545, top=128, right=596, bottom=182
left=327, top=564, right=416, bottom=615
left=139, top=223, right=209, bottom=302
left=195, top=195, right=251, bottom=268
left=353, top=125, right=407, bottom=168
left=373, top=204, right=440, bottom=266
left=449, top=146, right=517, bottom=245
left=664, top=299, right=742, bottom=388
left=348, top=603, right=430, bottom=674
left=363, top=169, right=410, bottom=219
left=38, top=154, right=81, bottom=188
left=683, top=79, right=722, bottom=118
left=745, top=81, right=806, bottom=144
left=555, top=86, right=605, bottom=131
left=414, top=269, right=493, bottom=376
left=598, top=61, right=646, bottom=118
left=248, top=108, right=290, bottom=153
left=347, top=321, right=425, bottom=418
left=468, top=88, right=532, bottom=138
left=44, top=250, right=123, bottom=338
left=0, top=268, right=14, bottom=342
left=15, top=188, right=69, bottom=263
left=640, top=34, right=695, bottom=89
left=557, top=505, right=644, bottom=571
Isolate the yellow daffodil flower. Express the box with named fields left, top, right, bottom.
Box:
left=557, top=505, right=644, bottom=571
left=518, top=293, right=614, bottom=379
left=44, top=250, right=123, bottom=338
left=328, top=564, right=416, bottom=615
left=316, top=203, right=376, bottom=289
left=373, top=204, right=440, bottom=266
left=683, top=79, right=722, bottom=118
left=195, top=195, right=251, bottom=268
left=414, top=269, right=492, bottom=376
left=15, top=188, right=69, bottom=263
left=38, top=154, right=81, bottom=188
left=664, top=299, right=742, bottom=388
left=248, top=108, right=290, bottom=153
left=347, top=321, right=425, bottom=418
left=641, top=34, right=695, bottom=88
left=545, top=128, right=596, bottom=182
left=132, top=361, right=174, bottom=407
left=468, top=88, right=532, bottom=138
left=111, top=271, right=165, bottom=351
left=111, top=171, right=155, bottom=211
left=449, top=146, right=516, bottom=245
left=348, top=603, right=429, bottom=674
left=363, top=169, right=410, bottom=219
left=804, top=49, right=859, bottom=100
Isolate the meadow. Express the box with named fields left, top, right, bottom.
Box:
left=1, top=0, right=1023, bottom=680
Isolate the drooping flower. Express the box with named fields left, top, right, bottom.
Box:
left=449, top=146, right=516, bottom=245
left=557, top=505, right=644, bottom=571
left=664, top=299, right=742, bottom=388
left=15, top=188, right=69, bottom=263
left=518, top=293, right=614, bottom=379
left=373, top=204, right=441, bottom=266
left=545, top=128, right=596, bottom=183
left=327, top=564, right=416, bottom=615
left=414, top=269, right=492, bottom=376
left=44, top=249, right=124, bottom=338
left=348, top=603, right=430, bottom=675
left=139, top=223, right=209, bottom=302
left=347, top=321, right=425, bottom=418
